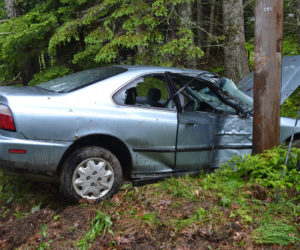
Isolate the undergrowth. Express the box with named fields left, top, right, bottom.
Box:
left=0, top=146, right=299, bottom=248
left=205, top=146, right=300, bottom=191
left=77, top=210, right=113, bottom=250
left=281, top=86, right=300, bottom=119
left=253, top=221, right=299, bottom=245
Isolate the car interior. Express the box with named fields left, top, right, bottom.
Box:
left=122, top=75, right=174, bottom=109
left=120, top=73, right=237, bottom=114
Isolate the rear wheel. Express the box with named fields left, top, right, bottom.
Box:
left=61, top=146, right=122, bottom=203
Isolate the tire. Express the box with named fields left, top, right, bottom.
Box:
left=60, top=146, right=122, bottom=203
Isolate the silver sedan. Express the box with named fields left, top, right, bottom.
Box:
left=0, top=65, right=299, bottom=202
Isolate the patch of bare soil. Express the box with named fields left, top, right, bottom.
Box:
left=0, top=208, right=54, bottom=249
left=29, top=206, right=94, bottom=249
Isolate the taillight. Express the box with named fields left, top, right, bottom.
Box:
left=0, top=104, right=16, bottom=131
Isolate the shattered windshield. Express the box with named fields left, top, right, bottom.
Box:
left=220, top=78, right=253, bottom=109
left=170, top=73, right=253, bottom=115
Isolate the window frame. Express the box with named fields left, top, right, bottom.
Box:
left=166, top=72, right=243, bottom=116
left=112, top=72, right=178, bottom=111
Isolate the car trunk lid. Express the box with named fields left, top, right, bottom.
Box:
left=0, top=86, right=57, bottom=104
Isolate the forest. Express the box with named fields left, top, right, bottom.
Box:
left=0, top=0, right=299, bottom=86
left=0, top=1, right=300, bottom=249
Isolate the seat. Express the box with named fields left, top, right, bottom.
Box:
left=146, top=88, right=163, bottom=107
left=125, top=87, right=137, bottom=105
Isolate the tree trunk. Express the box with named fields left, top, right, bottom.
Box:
left=20, top=54, right=40, bottom=85
left=297, top=0, right=300, bottom=48
left=197, top=0, right=204, bottom=48
left=136, top=25, right=144, bottom=56
left=205, top=0, right=216, bottom=58
left=222, top=0, right=249, bottom=83
left=178, top=2, right=196, bottom=68
left=4, top=0, right=18, bottom=18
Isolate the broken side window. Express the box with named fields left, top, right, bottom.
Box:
left=114, top=74, right=176, bottom=110
left=170, top=74, right=236, bottom=115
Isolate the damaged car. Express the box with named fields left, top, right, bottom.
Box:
left=0, top=62, right=299, bottom=202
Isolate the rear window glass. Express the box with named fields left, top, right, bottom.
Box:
left=37, top=66, right=127, bottom=93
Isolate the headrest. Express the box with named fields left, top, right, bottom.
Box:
left=125, top=87, right=137, bottom=104
left=147, top=88, right=161, bottom=102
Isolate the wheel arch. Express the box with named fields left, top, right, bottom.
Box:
left=57, top=134, right=133, bottom=179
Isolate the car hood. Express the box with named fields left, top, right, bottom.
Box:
left=237, top=55, right=300, bottom=105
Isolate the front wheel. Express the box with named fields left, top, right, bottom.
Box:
left=61, top=146, right=122, bottom=203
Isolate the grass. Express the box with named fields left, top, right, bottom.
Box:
left=253, top=221, right=299, bottom=245
left=77, top=210, right=113, bottom=250
left=0, top=146, right=299, bottom=248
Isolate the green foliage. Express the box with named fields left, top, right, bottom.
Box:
left=263, top=198, right=300, bottom=225
left=136, top=77, right=169, bottom=99
left=17, top=0, right=48, bottom=14
left=50, top=0, right=203, bottom=67
left=77, top=210, right=113, bottom=250
left=201, top=168, right=245, bottom=194
left=160, top=175, right=199, bottom=201
left=0, top=146, right=299, bottom=248
left=1, top=0, right=206, bottom=84
left=31, top=203, right=41, bottom=214
left=29, top=66, right=72, bottom=85
left=13, top=209, right=25, bottom=218
left=0, top=4, right=57, bottom=81
left=37, top=240, right=52, bottom=250
left=282, top=37, right=300, bottom=56
left=219, top=146, right=300, bottom=190
left=253, top=221, right=300, bottom=245
left=281, top=86, right=300, bottom=118
left=174, top=207, right=207, bottom=232
left=39, top=224, right=49, bottom=238
left=0, top=0, right=7, bottom=19
left=209, top=66, right=224, bottom=74
left=0, top=172, right=33, bottom=203
left=245, top=41, right=254, bottom=69
left=140, top=212, right=162, bottom=227
left=245, top=36, right=300, bottom=71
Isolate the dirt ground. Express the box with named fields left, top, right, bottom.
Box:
left=0, top=180, right=299, bottom=250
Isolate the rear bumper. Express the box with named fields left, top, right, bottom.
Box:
left=0, top=131, right=72, bottom=175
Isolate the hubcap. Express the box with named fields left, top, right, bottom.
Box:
left=72, top=158, right=114, bottom=200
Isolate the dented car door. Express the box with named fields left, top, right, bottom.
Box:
left=169, top=72, right=253, bottom=169
left=211, top=114, right=252, bottom=168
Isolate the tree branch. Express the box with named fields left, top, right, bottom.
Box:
left=0, top=72, right=21, bottom=86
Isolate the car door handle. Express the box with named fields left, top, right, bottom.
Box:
left=185, top=121, right=197, bottom=127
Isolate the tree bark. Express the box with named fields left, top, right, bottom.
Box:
left=178, top=2, right=196, bottom=68
left=205, top=0, right=216, bottom=58
left=4, top=0, right=18, bottom=18
left=297, top=0, right=300, bottom=47
left=20, top=54, right=40, bottom=85
left=222, top=0, right=249, bottom=82
left=136, top=25, right=144, bottom=56
left=197, top=0, right=204, bottom=48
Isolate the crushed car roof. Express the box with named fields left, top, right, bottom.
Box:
left=237, top=55, right=300, bottom=105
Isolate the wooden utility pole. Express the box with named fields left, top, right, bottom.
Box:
left=253, top=0, right=283, bottom=154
